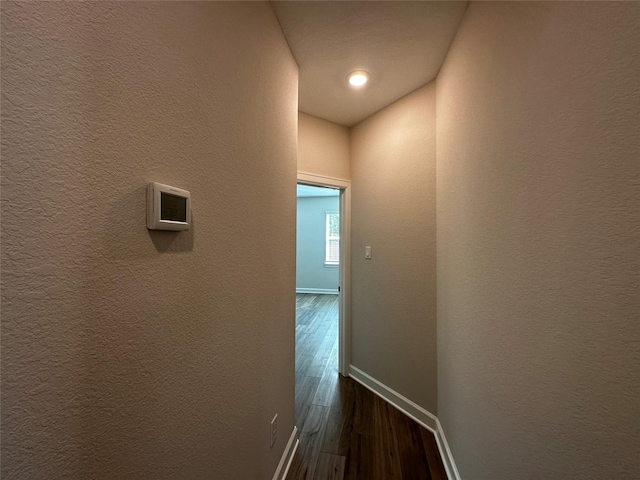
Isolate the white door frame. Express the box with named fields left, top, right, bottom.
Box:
left=297, top=171, right=351, bottom=377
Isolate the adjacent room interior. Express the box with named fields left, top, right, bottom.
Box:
left=294, top=183, right=341, bottom=428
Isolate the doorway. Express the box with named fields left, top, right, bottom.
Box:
left=296, top=172, right=350, bottom=377
left=295, top=172, right=350, bottom=428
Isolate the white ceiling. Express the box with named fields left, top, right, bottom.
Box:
left=297, top=184, right=340, bottom=197
left=272, top=1, right=468, bottom=127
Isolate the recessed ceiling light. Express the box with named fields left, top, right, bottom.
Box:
left=348, top=71, right=370, bottom=87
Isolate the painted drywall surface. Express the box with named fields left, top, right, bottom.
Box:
left=298, top=111, right=350, bottom=180
left=1, top=2, right=297, bottom=479
left=296, top=196, right=340, bottom=291
left=436, top=2, right=640, bottom=478
left=350, top=84, right=437, bottom=413
left=273, top=1, right=468, bottom=127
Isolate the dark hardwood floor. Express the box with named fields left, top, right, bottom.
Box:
left=288, top=294, right=447, bottom=480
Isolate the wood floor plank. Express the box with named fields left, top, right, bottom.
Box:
left=312, top=345, right=339, bottom=407
left=296, top=353, right=314, bottom=381
left=344, top=433, right=374, bottom=480
left=420, top=427, right=448, bottom=480
left=296, top=375, right=321, bottom=426
left=352, top=380, right=375, bottom=436
left=313, top=452, right=346, bottom=480
left=306, top=322, right=337, bottom=377
left=372, top=396, right=403, bottom=480
left=289, top=404, right=331, bottom=480
left=390, top=404, right=432, bottom=480
left=319, top=376, right=355, bottom=456
left=291, top=294, right=447, bottom=480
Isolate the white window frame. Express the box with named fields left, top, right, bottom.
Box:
left=325, top=211, right=340, bottom=266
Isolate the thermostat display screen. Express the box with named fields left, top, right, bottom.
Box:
left=160, top=192, right=187, bottom=222
left=147, top=182, right=190, bottom=231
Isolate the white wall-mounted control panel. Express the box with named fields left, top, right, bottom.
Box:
left=147, top=182, right=191, bottom=231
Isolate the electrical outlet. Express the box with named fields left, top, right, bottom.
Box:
left=270, top=414, right=278, bottom=449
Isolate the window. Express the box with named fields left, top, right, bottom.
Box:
left=325, top=212, right=339, bottom=265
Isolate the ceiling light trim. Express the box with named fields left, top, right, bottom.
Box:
left=348, top=70, right=370, bottom=87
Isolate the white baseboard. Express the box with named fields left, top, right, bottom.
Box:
left=436, top=418, right=461, bottom=480
left=295, top=288, right=338, bottom=295
left=271, top=426, right=299, bottom=480
left=349, top=365, right=438, bottom=431
left=349, top=365, right=460, bottom=480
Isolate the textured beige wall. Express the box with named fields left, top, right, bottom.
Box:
left=1, top=2, right=297, bottom=479
left=350, top=84, right=437, bottom=413
left=436, top=2, right=640, bottom=478
left=298, top=112, right=350, bottom=180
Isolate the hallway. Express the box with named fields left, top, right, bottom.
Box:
left=288, top=294, right=447, bottom=480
